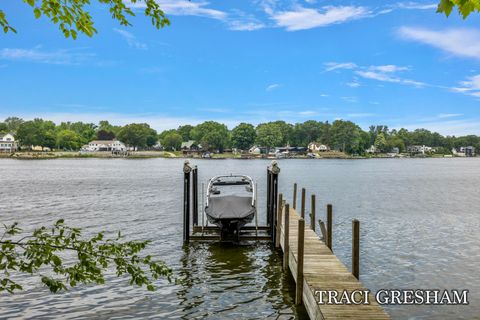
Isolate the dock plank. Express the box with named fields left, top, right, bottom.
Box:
left=279, top=206, right=390, bottom=320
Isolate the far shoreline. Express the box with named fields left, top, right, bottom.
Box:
left=0, top=151, right=474, bottom=160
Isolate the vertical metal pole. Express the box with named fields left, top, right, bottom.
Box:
left=201, top=182, right=205, bottom=233
left=296, top=218, right=305, bottom=305
left=266, top=169, right=271, bottom=227
left=301, top=188, right=306, bottom=219
left=271, top=172, right=278, bottom=241
left=192, top=166, right=198, bottom=226
left=327, top=204, right=333, bottom=252
left=275, top=193, right=283, bottom=248
left=183, top=171, right=191, bottom=243
left=293, top=183, right=297, bottom=210
left=352, top=219, right=360, bottom=279
left=310, top=194, right=316, bottom=231
left=283, top=203, right=290, bottom=271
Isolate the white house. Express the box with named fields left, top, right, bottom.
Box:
left=407, top=145, right=434, bottom=154
left=365, top=145, right=378, bottom=154
left=308, top=142, right=329, bottom=152
left=0, top=133, right=17, bottom=152
left=83, top=140, right=126, bottom=152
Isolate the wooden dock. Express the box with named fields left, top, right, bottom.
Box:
left=278, top=203, right=390, bottom=320
left=182, top=161, right=390, bottom=319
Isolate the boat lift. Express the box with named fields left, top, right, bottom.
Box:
left=182, top=160, right=280, bottom=243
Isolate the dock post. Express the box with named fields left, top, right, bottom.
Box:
left=310, top=194, right=316, bottom=231
left=275, top=193, right=283, bottom=248
left=293, top=183, right=297, bottom=209
left=327, top=204, right=333, bottom=252
left=266, top=168, right=272, bottom=227
left=283, top=203, right=290, bottom=271
left=318, top=219, right=327, bottom=241
left=269, top=161, right=280, bottom=243
left=352, top=219, right=360, bottom=279
left=296, top=218, right=305, bottom=305
left=183, top=161, right=192, bottom=244
left=301, top=188, right=306, bottom=218
left=192, top=166, right=198, bottom=226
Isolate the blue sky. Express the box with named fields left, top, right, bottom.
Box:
left=1, top=0, right=480, bottom=135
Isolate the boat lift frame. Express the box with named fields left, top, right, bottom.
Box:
left=182, top=160, right=280, bottom=243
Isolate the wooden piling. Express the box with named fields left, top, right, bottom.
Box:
left=283, top=203, right=290, bottom=271
left=310, top=194, right=316, bottom=231
left=296, top=218, right=305, bottom=305
left=293, top=183, right=297, bottom=209
left=327, top=204, right=333, bottom=251
left=352, top=219, right=360, bottom=279
left=301, top=188, right=306, bottom=219
left=275, top=193, right=283, bottom=248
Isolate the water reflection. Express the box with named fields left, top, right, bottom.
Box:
left=177, top=242, right=308, bottom=319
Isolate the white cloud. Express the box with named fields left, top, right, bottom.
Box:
left=395, top=2, right=437, bottom=10
left=398, top=27, right=480, bottom=59
left=266, top=83, right=281, bottom=91
left=346, top=78, right=361, bottom=87
left=0, top=47, right=95, bottom=65
left=324, top=62, right=357, bottom=72
left=396, top=119, right=480, bottom=136
left=325, top=61, right=425, bottom=87
left=451, top=74, right=480, bottom=98
left=368, top=65, right=409, bottom=73
left=131, top=0, right=226, bottom=20
left=355, top=70, right=425, bottom=87
left=228, top=20, right=265, bottom=31
left=113, top=28, right=147, bottom=49
left=298, top=110, right=316, bottom=116
left=271, top=6, right=369, bottom=31
left=437, top=113, right=463, bottom=118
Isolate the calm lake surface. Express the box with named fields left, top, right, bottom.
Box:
left=0, top=158, right=479, bottom=319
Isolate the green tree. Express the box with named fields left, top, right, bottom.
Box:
left=4, top=117, right=24, bottom=133
left=291, top=120, right=325, bottom=146
left=117, top=123, right=157, bottom=150
left=177, top=125, right=194, bottom=141
left=190, top=121, right=229, bottom=152
left=0, top=220, right=172, bottom=293
left=162, top=132, right=182, bottom=151
left=1, top=0, right=169, bottom=39
left=16, top=119, right=52, bottom=149
left=56, top=129, right=82, bottom=150
left=97, top=129, right=116, bottom=140
left=255, top=123, right=283, bottom=149
left=330, top=120, right=364, bottom=154
left=0, top=122, right=7, bottom=134
left=231, top=123, right=256, bottom=150
left=374, top=133, right=387, bottom=152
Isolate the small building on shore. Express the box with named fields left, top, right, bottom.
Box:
left=453, top=146, right=476, bottom=157
left=83, top=140, right=126, bottom=152
left=407, top=145, right=434, bottom=154
left=308, top=142, right=329, bottom=152
left=0, top=133, right=17, bottom=152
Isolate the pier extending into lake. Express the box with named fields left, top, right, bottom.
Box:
left=278, top=198, right=389, bottom=319
left=182, top=161, right=390, bottom=319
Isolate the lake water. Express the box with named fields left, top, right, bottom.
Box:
left=0, top=158, right=479, bottom=319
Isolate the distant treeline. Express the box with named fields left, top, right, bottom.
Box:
left=1, top=117, right=479, bottom=154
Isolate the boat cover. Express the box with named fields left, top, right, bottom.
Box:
left=205, top=195, right=255, bottom=220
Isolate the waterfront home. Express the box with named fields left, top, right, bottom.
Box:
left=83, top=140, right=126, bottom=152
left=181, top=140, right=201, bottom=151
left=275, top=146, right=308, bottom=155
left=0, top=133, right=17, bottom=152
left=365, top=145, right=378, bottom=154
left=453, top=146, right=476, bottom=157
left=308, top=142, right=329, bottom=152
left=407, top=145, right=434, bottom=154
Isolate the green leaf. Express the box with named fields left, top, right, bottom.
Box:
left=34, top=8, right=41, bottom=19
